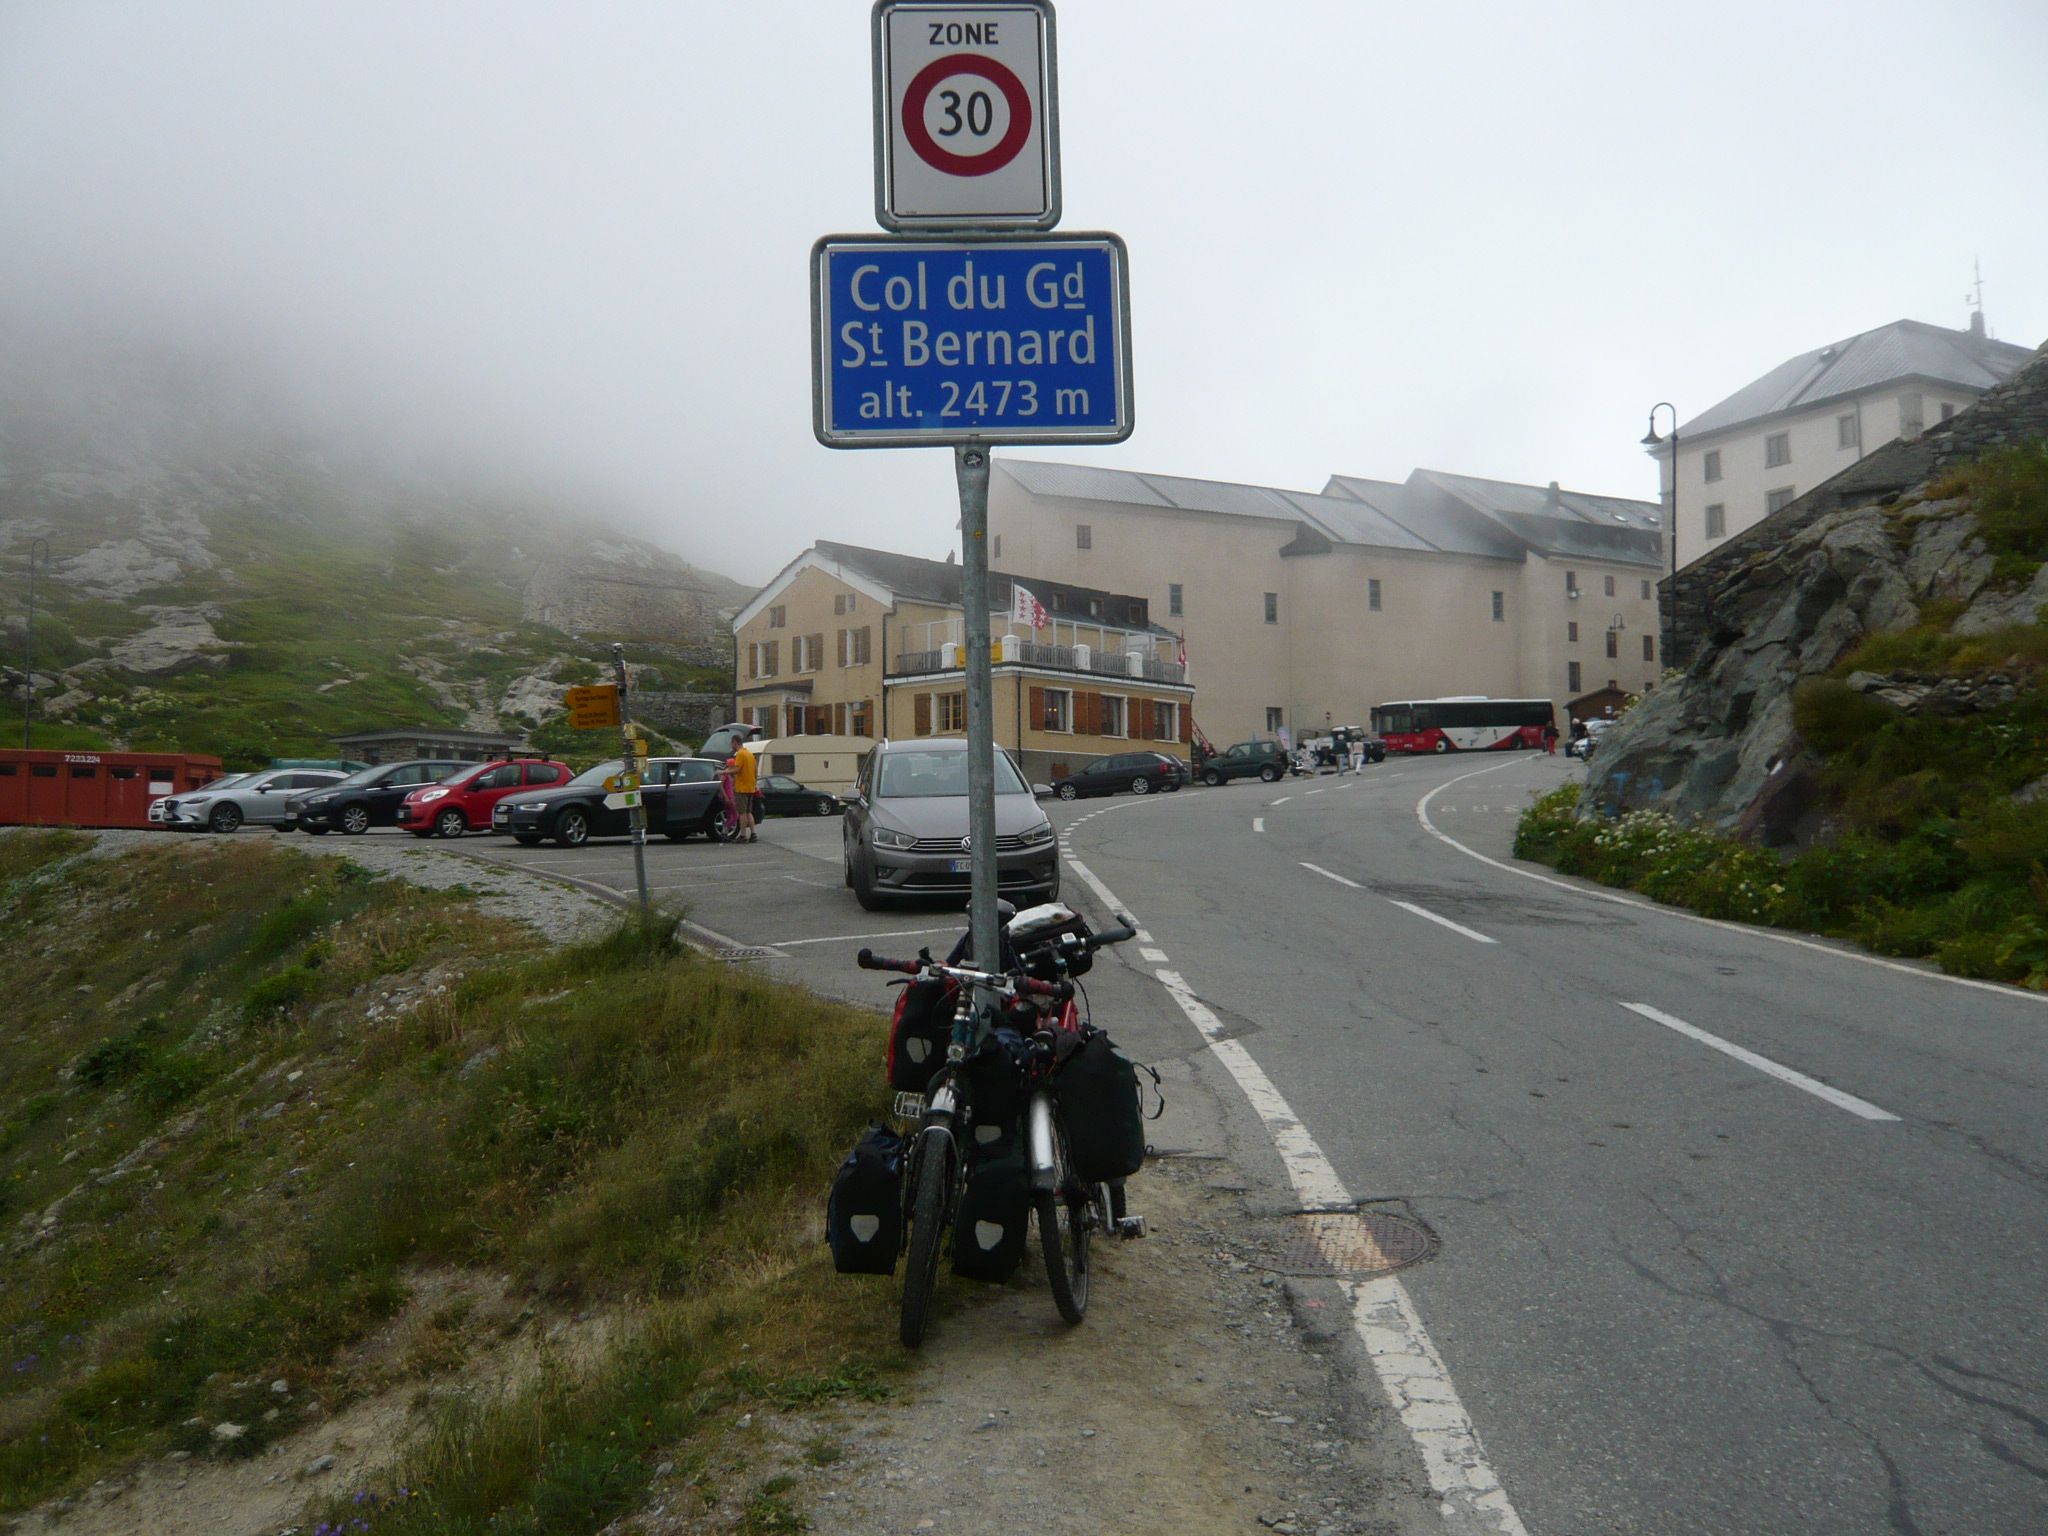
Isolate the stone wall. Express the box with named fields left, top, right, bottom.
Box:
left=631, top=690, right=733, bottom=747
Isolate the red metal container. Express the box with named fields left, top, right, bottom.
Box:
left=0, top=750, right=226, bottom=830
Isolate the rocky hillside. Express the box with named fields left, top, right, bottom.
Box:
left=1588, top=340, right=2048, bottom=843
left=0, top=335, right=748, bottom=765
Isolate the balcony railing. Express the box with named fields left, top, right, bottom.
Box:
left=889, top=639, right=1186, bottom=686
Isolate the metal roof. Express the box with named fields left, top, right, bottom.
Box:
left=808, top=539, right=1177, bottom=636
left=1679, top=318, right=2033, bottom=440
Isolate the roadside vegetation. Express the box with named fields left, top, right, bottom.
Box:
left=0, top=831, right=898, bottom=1526
left=1517, top=442, right=2048, bottom=990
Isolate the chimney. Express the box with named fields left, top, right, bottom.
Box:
left=1969, top=309, right=1986, bottom=339
left=1547, top=480, right=1561, bottom=511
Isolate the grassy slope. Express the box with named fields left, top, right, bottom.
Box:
left=1515, top=442, right=2048, bottom=988
left=0, top=833, right=897, bottom=1526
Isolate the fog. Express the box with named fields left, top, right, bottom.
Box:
left=4, top=0, right=2045, bottom=585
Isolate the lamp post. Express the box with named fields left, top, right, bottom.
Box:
left=1641, top=403, right=1678, bottom=666
left=22, top=538, right=50, bottom=749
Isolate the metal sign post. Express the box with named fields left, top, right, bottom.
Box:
left=954, top=443, right=1000, bottom=974
left=610, top=644, right=653, bottom=922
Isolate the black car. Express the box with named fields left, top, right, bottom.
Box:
left=1197, top=739, right=1290, bottom=786
left=492, top=756, right=738, bottom=847
left=757, top=774, right=841, bottom=817
left=1051, top=750, right=1187, bottom=801
left=289, top=759, right=468, bottom=834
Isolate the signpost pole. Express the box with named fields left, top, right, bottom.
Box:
left=610, top=643, right=653, bottom=924
left=955, top=442, right=1001, bottom=981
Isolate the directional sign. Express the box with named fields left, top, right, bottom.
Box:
left=873, top=1, right=1058, bottom=229
left=563, top=684, right=621, bottom=730
left=602, top=772, right=640, bottom=794
left=812, top=232, right=1131, bottom=448
left=603, top=790, right=641, bottom=812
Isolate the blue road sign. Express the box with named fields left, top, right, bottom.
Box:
left=811, top=233, right=1132, bottom=448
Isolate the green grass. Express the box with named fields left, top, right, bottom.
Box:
left=0, top=834, right=898, bottom=1518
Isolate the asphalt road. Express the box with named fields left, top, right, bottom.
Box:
left=438, top=758, right=2048, bottom=1535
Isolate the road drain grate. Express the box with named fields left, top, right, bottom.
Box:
left=715, top=947, right=779, bottom=962
left=1250, top=1208, right=1439, bottom=1279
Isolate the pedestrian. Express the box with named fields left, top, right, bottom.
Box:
left=1541, top=719, right=1559, bottom=756
left=1349, top=733, right=1366, bottom=774
left=728, top=737, right=761, bottom=843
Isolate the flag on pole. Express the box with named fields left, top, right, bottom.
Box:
left=1011, top=583, right=1050, bottom=630
left=1176, top=631, right=1187, bottom=669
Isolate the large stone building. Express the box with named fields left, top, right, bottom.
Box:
left=732, top=541, right=1195, bottom=783
left=987, top=460, right=1664, bottom=745
left=1657, top=314, right=2032, bottom=564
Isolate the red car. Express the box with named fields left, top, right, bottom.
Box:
left=395, top=758, right=571, bottom=839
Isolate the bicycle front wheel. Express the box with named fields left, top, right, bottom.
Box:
left=1036, top=1114, right=1093, bottom=1324
left=900, top=1126, right=956, bottom=1349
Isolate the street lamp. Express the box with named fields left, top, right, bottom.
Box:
left=22, top=538, right=50, bottom=750
left=1641, top=402, right=1678, bottom=665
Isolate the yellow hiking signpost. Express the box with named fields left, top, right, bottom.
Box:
left=563, top=684, right=622, bottom=730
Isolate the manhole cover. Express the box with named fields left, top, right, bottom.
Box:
left=1252, top=1209, right=1439, bottom=1279
left=714, top=946, right=778, bottom=962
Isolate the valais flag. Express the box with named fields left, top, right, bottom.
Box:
left=1011, top=583, right=1050, bottom=630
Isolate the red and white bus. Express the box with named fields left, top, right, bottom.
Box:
left=1370, top=698, right=1555, bottom=754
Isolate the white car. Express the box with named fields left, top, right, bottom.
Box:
left=157, top=768, right=347, bottom=833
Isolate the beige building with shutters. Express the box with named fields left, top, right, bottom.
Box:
left=733, top=541, right=1195, bottom=783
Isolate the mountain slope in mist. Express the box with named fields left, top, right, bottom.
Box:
left=0, top=336, right=748, bottom=766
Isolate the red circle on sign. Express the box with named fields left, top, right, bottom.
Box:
left=901, top=53, right=1033, bottom=178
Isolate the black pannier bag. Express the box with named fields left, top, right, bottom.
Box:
left=961, top=1026, right=1028, bottom=1160
left=1007, top=901, right=1095, bottom=981
left=1056, top=1029, right=1147, bottom=1182
left=887, top=978, right=956, bottom=1093
left=951, top=1149, right=1030, bottom=1281
left=826, top=1125, right=904, bottom=1275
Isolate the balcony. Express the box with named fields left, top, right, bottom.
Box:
left=888, top=638, right=1186, bottom=686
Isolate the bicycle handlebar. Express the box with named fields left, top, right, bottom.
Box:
left=855, top=947, right=1072, bottom=1001
left=856, top=948, right=920, bottom=975
left=1087, top=922, right=1137, bottom=949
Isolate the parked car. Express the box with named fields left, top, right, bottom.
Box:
left=1197, top=739, right=1291, bottom=786
left=1567, top=719, right=1612, bottom=760
left=757, top=773, right=842, bottom=817
left=394, top=758, right=571, bottom=838
left=493, top=756, right=739, bottom=846
left=151, top=773, right=250, bottom=825
left=288, top=759, right=469, bottom=835
left=842, top=737, right=1058, bottom=911
left=158, top=768, right=348, bottom=833
left=1050, top=750, right=1187, bottom=801
left=697, top=722, right=764, bottom=762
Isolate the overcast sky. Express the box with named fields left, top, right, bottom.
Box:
left=4, top=0, right=2044, bottom=585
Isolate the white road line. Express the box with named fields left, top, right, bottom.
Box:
left=767, top=925, right=958, bottom=949
left=1619, top=1002, right=1900, bottom=1121
left=1387, top=899, right=1498, bottom=946
left=1269, top=795, right=1293, bottom=806
left=1414, top=761, right=2048, bottom=1007
left=1306, top=789, right=1325, bottom=797
left=1253, top=817, right=1266, bottom=834
left=1301, top=862, right=1363, bottom=889
left=1139, top=946, right=1169, bottom=964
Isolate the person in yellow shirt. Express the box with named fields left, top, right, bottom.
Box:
left=728, top=741, right=760, bottom=843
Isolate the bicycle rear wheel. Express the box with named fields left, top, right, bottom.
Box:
left=900, top=1125, right=956, bottom=1349
left=1036, top=1114, right=1093, bottom=1324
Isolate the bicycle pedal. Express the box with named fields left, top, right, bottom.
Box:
left=1116, top=1215, right=1147, bottom=1239
left=892, top=1092, right=927, bottom=1120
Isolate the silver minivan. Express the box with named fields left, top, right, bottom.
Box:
left=842, top=738, right=1059, bottom=911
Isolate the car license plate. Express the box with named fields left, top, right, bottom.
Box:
left=493, top=806, right=508, bottom=821
left=947, top=858, right=972, bottom=873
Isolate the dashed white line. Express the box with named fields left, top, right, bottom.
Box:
left=1619, top=1002, right=1899, bottom=1121
left=1306, top=788, right=1325, bottom=797
left=1139, top=946, right=1169, bottom=963
left=1253, top=817, right=1266, bottom=834
left=1269, top=795, right=1293, bottom=806
left=768, top=925, right=957, bottom=949
left=1301, top=862, right=1362, bottom=889
left=1386, top=899, right=1498, bottom=946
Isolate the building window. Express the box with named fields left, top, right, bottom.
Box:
left=1606, top=629, right=1618, bottom=658
left=1087, top=597, right=1102, bottom=618
left=1603, top=574, right=1616, bottom=597
left=1766, top=486, right=1796, bottom=515
left=1076, top=524, right=1092, bottom=550
left=1491, top=591, right=1504, bottom=622
left=1044, top=688, right=1072, bottom=732
left=851, top=700, right=873, bottom=737
left=1100, top=696, right=1127, bottom=737
left=1569, top=661, right=1582, bottom=693
left=1705, top=503, right=1726, bottom=538
left=1152, top=700, right=1180, bottom=741
left=1368, top=578, right=1382, bottom=611
left=1266, top=707, right=1284, bottom=733
left=1940, top=402, right=1956, bottom=422
left=1900, top=392, right=1925, bottom=435
left=1643, top=635, right=1655, bottom=662
left=769, top=604, right=787, bottom=629
left=1168, top=582, right=1183, bottom=617
left=1641, top=579, right=1652, bottom=600
left=1568, top=621, right=1579, bottom=643
left=938, top=692, right=966, bottom=732
left=1051, top=591, right=1067, bottom=611
left=1837, top=413, right=1859, bottom=450
left=1765, top=432, right=1791, bottom=469
left=1703, top=450, right=1722, bottom=483
left=1565, top=569, right=1578, bottom=595
left=833, top=593, right=846, bottom=615
left=1264, top=592, right=1278, bottom=624
left=751, top=640, right=778, bottom=677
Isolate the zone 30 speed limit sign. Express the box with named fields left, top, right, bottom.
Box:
left=873, top=1, right=1059, bottom=229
